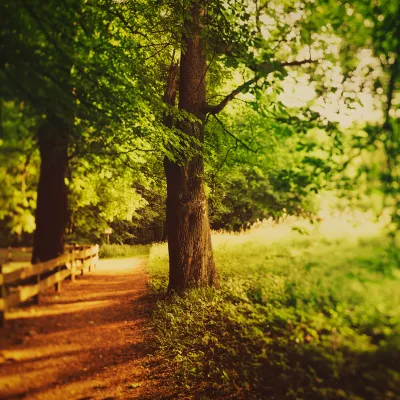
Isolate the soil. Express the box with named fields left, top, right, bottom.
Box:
left=0, top=257, right=171, bottom=400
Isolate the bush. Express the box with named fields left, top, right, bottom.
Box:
left=99, top=243, right=150, bottom=259
left=148, top=217, right=400, bottom=399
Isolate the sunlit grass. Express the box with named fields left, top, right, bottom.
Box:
left=148, top=213, right=400, bottom=399
left=99, top=243, right=150, bottom=259
left=148, top=211, right=391, bottom=289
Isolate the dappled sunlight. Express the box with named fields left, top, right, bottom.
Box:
left=96, top=257, right=147, bottom=274
left=2, top=261, right=31, bottom=273
left=1, top=343, right=84, bottom=362
left=7, top=299, right=114, bottom=320
left=211, top=210, right=387, bottom=247
left=149, top=210, right=389, bottom=279
left=149, top=210, right=400, bottom=398
left=0, top=343, right=149, bottom=400
left=317, top=214, right=384, bottom=239
left=0, top=257, right=156, bottom=400
left=1, top=0, right=398, bottom=398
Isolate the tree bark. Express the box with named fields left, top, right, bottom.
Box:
left=164, top=2, right=218, bottom=292
left=31, top=115, right=69, bottom=264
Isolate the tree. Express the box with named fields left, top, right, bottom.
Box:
left=2, top=0, right=390, bottom=287
left=66, top=146, right=163, bottom=244
left=0, top=0, right=157, bottom=261
left=164, top=3, right=218, bottom=291
left=161, top=0, right=336, bottom=291
left=32, top=116, right=70, bottom=262
left=0, top=101, right=39, bottom=245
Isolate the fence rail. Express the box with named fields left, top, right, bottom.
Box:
left=0, top=245, right=91, bottom=264
left=0, top=247, right=32, bottom=264
left=0, top=244, right=99, bottom=326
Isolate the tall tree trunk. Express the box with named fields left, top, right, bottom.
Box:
left=164, top=2, right=218, bottom=292
left=31, top=115, right=69, bottom=264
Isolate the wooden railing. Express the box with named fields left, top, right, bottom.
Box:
left=0, top=245, right=89, bottom=264
left=0, top=244, right=99, bottom=326
left=0, top=247, right=32, bottom=264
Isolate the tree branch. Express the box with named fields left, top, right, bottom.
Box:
left=3, top=69, right=37, bottom=104
left=204, top=76, right=258, bottom=114
left=217, top=142, right=238, bottom=171
left=212, top=114, right=258, bottom=153
left=204, top=58, right=318, bottom=115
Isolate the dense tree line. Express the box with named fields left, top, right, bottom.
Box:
left=0, top=0, right=398, bottom=291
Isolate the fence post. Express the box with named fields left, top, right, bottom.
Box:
left=74, top=244, right=84, bottom=276
left=55, top=263, right=62, bottom=293
left=7, top=247, right=12, bottom=263
left=94, top=245, right=98, bottom=269
left=79, top=253, right=84, bottom=275
left=69, top=249, right=76, bottom=282
left=0, top=265, right=6, bottom=327
left=33, top=271, right=40, bottom=305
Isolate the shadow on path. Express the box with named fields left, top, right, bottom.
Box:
left=0, top=257, right=171, bottom=400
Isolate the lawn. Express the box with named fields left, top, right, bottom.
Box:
left=148, top=215, right=400, bottom=399
left=99, top=243, right=151, bottom=259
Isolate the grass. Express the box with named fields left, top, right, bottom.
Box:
left=99, top=243, right=150, bottom=259
left=147, top=214, right=400, bottom=399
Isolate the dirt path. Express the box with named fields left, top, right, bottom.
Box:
left=0, top=257, right=164, bottom=400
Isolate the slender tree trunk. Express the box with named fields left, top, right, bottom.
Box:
left=161, top=219, right=168, bottom=242
left=31, top=115, right=69, bottom=264
left=164, top=2, right=218, bottom=292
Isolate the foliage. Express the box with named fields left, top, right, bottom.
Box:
left=149, top=217, right=400, bottom=399
left=1, top=0, right=397, bottom=245
left=333, top=0, right=400, bottom=234
left=67, top=156, right=147, bottom=243
left=0, top=101, right=39, bottom=245
left=205, top=102, right=343, bottom=230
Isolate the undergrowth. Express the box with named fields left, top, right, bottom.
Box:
left=99, top=243, right=150, bottom=258
left=148, top=216, right=400, bottom=399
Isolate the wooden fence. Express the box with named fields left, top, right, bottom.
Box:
left=0, top=247, right=32, bottom=264
left=0, top=245, right=88, bottom=264
left=0, top=244, right=99, bottom=326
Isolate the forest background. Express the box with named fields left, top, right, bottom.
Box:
left=1, top=0, right=398, bottom=250
left=1, top=0, right=400, bottom=398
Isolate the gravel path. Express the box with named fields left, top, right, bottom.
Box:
left=0, top=257, right=164, bottom=400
